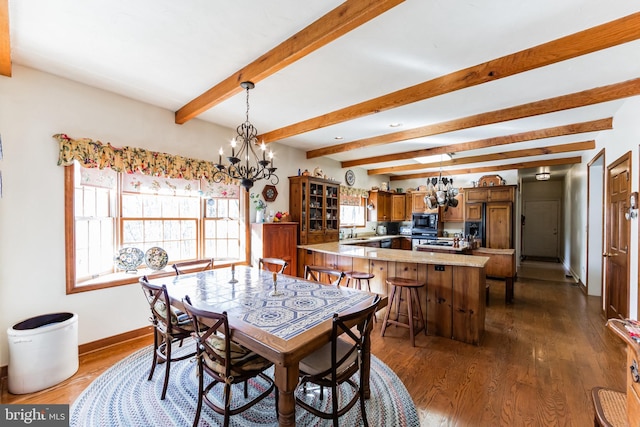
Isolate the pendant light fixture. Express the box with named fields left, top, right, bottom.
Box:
left=212, top=81, right=279, bottom=191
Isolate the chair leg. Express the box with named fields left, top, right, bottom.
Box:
left=380, top=285, right=397, bottom=337
left=412, top=287, right=427, bottom=336
left=359, top=377, right=369, bottom=427
left=148, top=329, right=160, bottom=381
left=193, top=360, right=204, bottom=427
left=161, top=337, right=171, bottom=400
left=331, top=384, right=339, bottom=427
left=406, top=288, right=415, bottom=347
left=223, top=381, right=232, bottom=427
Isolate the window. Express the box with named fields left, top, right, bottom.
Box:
left=65, top=162, right=247, bottom=293
left=340, top=198, right=366, bottom=227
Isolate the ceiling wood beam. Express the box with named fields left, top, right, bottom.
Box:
left=0, top=0, right=11, bottom=77
left=390, top=157, right=582, bottom=181
left=259, top=11, right=640, bottom=144
left=344, top=117, right=612, bottom=168
left=309, top=77, right=640, bottom=158
left=175, top=0, right=404, bottom=124
left=369, top=140, right=594, bottom=175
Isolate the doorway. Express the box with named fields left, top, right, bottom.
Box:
left=587, top=150, right=605, bottom=297
left=522, top=200, right=560, bottom=261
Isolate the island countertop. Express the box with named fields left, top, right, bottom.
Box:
left=298, top=242, right=489, bottom=268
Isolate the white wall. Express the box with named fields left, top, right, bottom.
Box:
left=0, top=66, right=389, bottom=366
left=565, top=97, right=640, bottom=318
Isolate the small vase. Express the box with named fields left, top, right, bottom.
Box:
left=256, top=210, right=264, bottom=223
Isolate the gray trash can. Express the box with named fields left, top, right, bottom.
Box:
left=7, top=312, right=79, bottom=394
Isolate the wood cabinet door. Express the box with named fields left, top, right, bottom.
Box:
left=451, top=266, right=485, bottom=345
left=465, top=188, right=487, bottom=203
left=380, top=192, right=391, bottom=221
left=411, top=192, right=427, bottom=212
left=487, top=186, right=514, bottom=202
left=441, top=194, right=464, bottom=222
left=261, top=224, right=297, bottom=275
left=391, top=194, right=405, bottom=221
left=465, top=203, right=482, bottom=221
left=401, top=237, right=412, bottom=250
left=426, top=264, right=452, bottom=338
left=405, top=194, right=412, bottom=220
left=485, top=202, right=512, bottom=249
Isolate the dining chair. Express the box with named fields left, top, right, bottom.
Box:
left=295, top=295, right=380, bottom=427
left=304, top=265, right=345, bottom=286
left=139, top=276, right=197, bottom=400
left=182, top=295, right=276, bottom=427
left=258, top=257, right=288, bottom=274
left=172, top=258, right=214, bottom=275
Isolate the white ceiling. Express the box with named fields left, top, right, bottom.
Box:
left=7, top=0, right=640, bottom=181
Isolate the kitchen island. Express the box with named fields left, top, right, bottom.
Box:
left=297, top=242, right=490, bottom=345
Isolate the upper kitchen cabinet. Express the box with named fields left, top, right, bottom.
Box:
left=441, top=192, right=464, bottom=222
left=289, top=176, right=340, bottom=244
left=391, top=193, right=406, bottom=221
left=410, top=192, right=439, bottom=214
left=367, top=190, right=391, bottom=222
left=464, top=186, right=515, bottom=203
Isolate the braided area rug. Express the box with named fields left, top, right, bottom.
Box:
left=70, top=341, right=419, bottom=426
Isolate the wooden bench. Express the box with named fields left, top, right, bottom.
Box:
left=472, top=248, right=516, bottom=303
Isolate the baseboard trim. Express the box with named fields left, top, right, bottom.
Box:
left=578, top=279, right=587, bottom=294
left=79, top=326, right=153, bottom=355
left=1, top=326, right=154, bottom=382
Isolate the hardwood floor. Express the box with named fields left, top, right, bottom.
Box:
left=1, top=262, right=627, bottom=426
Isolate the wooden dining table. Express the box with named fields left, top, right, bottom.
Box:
left=148, top=265, right=384, bottom=426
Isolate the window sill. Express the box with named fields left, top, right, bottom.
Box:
left=69, top=262, right=244, bottom=294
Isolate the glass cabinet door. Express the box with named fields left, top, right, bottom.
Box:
left=308, top=181, right=324, bottom=233
left=325, top=184, right=339, bottom=231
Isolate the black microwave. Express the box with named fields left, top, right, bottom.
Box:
left=412, top=213, right=439, bottom=231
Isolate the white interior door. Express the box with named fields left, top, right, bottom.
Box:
left=522, top=200, right=560, bottom=258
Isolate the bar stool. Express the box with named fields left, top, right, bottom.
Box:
left=380, top=277, right=426, bottom=347
left=344, top=271, right=377, bottom=323
left=344, top=271, right=374, bottom=291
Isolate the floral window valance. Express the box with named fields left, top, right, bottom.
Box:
left=53, top=133, right=238, bottom=186
left=340, top=185, right=368, bottom=206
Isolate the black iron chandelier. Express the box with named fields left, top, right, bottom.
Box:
left=212, top=81, right=279, bottom=191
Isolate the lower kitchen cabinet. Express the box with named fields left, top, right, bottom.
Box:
left=251, top=222, right=298, bottom=276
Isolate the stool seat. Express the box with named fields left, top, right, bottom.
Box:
left=344, top=271, right=375, bottom=292
left=385, top=277, right=423, bottom=288
left=381, top=277, right=426, bottom=347
left=344, top=271, right=377, bottom=323
left=345, top=271, right=375, bottom=280
left=591, top=387, right=627, bottom=427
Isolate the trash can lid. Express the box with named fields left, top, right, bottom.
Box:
left=11, top=312, right=76, bottom=331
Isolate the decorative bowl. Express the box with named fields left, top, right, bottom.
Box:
left=115, top=247, right=145, bottom=273
left=145, top=247, right=169, bottom=270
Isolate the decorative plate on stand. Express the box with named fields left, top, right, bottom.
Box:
left=145, top=247, right=169, bottom=270
left=115, top=247, right=145, bottom=273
